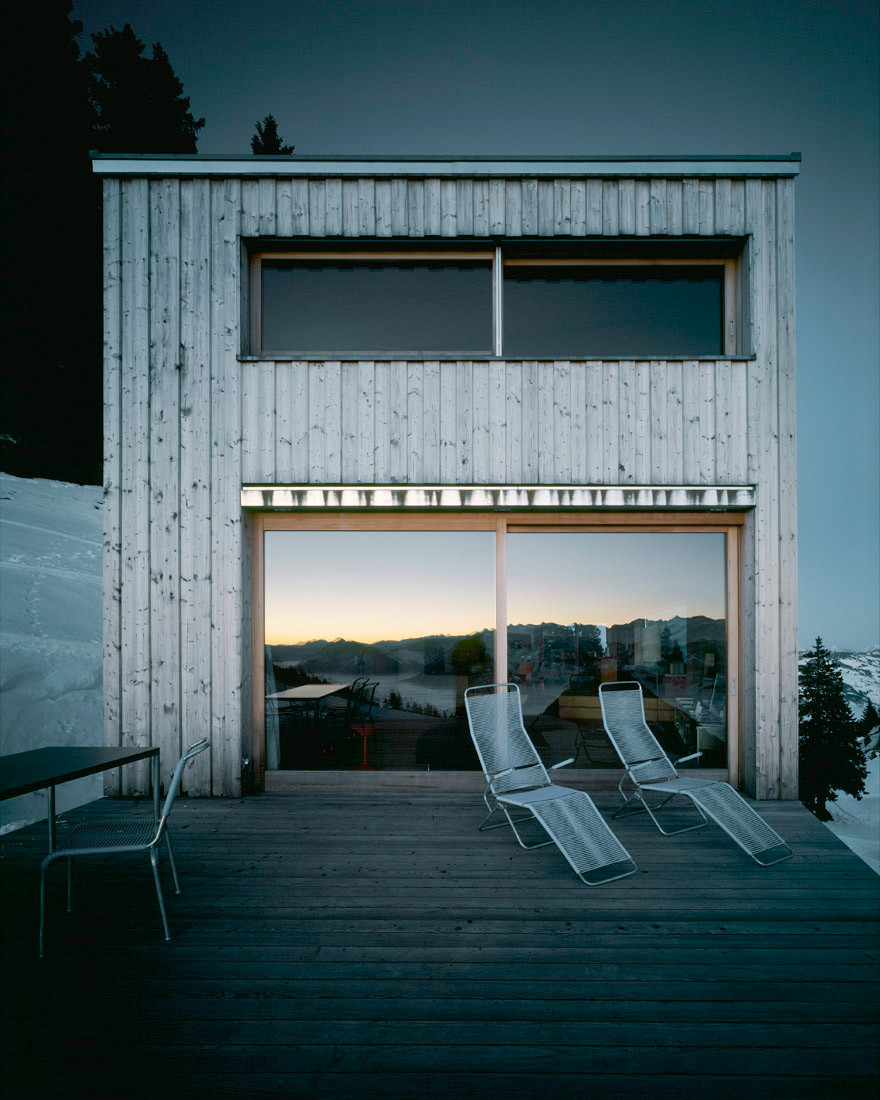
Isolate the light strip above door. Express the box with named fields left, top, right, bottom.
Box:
left=241, top=485, right=755, bottom=510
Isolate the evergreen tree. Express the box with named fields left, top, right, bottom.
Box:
left=858, top=699, right=879, bottom=737
left=2, top=2, right=101, bottom=484
left=251, top=114, right=294, bottom=154
left=86, top=25, right=204, bottom=152
left=798, top=638, right=868, bottom=820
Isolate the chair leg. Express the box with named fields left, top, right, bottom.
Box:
left=163, top=830, right=181, bottom=894
left=501, top=804, right=555, bottom=851
left=150, top=848, right=171, bottom=941
left=639, top=792, right=709, bottom=836
left=39, top=862, right=48, bottom=958
left=479, top=797, right=532, bottom=832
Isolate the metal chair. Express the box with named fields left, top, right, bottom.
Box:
left=599, top=682, right=791, bottom=866
left=39, top=738, right=210, bottom=956
left=464, top=684, right=637, bottom=885
left=324, top=677, right=369, bottom=729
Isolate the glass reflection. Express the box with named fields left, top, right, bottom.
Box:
left=503, top=265, right=724, bottom=357
left=264, top=531, right=494, bottom=771
left=261, top=260, right=493, bottom=354
left=506, top=532, right=728, bottom=768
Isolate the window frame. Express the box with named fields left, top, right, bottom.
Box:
left=502, top=257, right=738, bottom=357
left=247, top=247, right=740, bottom=359
left=250, top=510, right=741, bottom=790
left=249, top=249, right=497, bottom=359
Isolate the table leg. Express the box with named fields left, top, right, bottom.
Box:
left=47, top=785, right=56, bottom=852
left=152, top=753, right=160, bottom=818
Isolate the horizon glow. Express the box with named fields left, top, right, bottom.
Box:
left=264, top=530, right=725, bottom=645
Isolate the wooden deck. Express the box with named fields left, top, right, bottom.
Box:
left=2, top=791, right=878, bottom=1098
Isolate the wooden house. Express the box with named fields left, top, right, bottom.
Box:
left=93, top=154, right=798, bottom=802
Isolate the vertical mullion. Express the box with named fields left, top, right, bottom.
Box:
left=495, top=517, right=507, bottom=686
left=494, top=246, right=503, bottom=357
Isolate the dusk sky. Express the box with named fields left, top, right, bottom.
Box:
left=264, top=530, right=725, bottom=644
left=76, top=0, right=879, bottom=648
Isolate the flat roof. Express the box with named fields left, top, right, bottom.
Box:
left=91, top=152, right=801, bottom=178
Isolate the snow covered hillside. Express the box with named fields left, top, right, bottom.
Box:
left=798, top=645, right=879, bottom=874
left=0, top=473, right=103, bottom=832
left=799, top=646, right=879, bottom=718
left=825, top=749, right=879, bottom=875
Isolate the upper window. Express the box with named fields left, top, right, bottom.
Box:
left=250, top=248, right=737, bottom=358
left=503, top=263, right=725, bottom=358
left=258, top=255, right=493, bottom=356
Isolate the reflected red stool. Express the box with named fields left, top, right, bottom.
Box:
left=352, top=721, right=375, bottom=770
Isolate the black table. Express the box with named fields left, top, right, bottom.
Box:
left=0, top=746, right=160, bottom=850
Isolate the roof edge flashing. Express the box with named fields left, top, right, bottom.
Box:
left=91, top=153, right=802, bottom=179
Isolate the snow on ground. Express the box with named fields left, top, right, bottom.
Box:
left=826, top=746, right=880, bottom=875
left=815, top=655, right=879, bottom=875
left=0, top=473, right=103, bottom=832
left=1, top=471, right=878, bottom=871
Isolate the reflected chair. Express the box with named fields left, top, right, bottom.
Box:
left=573, top=720, right=619, bottom=767
left=39, top=738, right=210, bottom=956
left=464, top=684, right=637, bottom=885
left=324, top=677, right=369, bottom=731
left=599, top=682, right=791, bottom=866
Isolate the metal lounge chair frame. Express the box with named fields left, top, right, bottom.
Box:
left=599, top=682, right=791, bottom=866
left=39, top=738, right=210, bottom=956
left=464, top=684, right=637, bottom=885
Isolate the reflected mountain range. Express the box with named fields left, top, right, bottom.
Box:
left=270, top=631, right=492, bottom=675
left=269, top=614, right=724, bottom=676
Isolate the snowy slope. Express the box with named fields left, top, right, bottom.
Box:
left=797, top=646, right=879, bottom=873
left=799, top=646, right=879, bottom=719
left=0, top=473, right=103, bottom=831
left=825, top=750, right=879, bottom=875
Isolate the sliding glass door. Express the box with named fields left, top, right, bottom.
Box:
left=257, top=516, right=736, bottom=777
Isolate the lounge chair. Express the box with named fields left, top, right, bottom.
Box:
left=599, top=682, right=791, bottom=866
left=464, top=684, right=637, bottom=885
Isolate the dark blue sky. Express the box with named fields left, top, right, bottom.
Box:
left=76, top=0, right=879, bottom=648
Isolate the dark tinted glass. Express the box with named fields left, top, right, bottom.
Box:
left=503, top=265, right=724, bottom=357
left=261, top=260, right=493, bottom=354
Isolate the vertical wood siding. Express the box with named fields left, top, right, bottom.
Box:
left=239, top=358, right=751, bottom=485
left=101, top=179, right=122, bottom=796
left=104, top=173, right=795, bottom=798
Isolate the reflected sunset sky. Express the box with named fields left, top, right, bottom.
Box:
left=508, top=531, right=725, bottom=627
left=264, top=531, right=495, bottom=644
left=264, top=530, right=726, bottom=644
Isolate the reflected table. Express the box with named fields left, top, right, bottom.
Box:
left=267, top=683, right=351, bottom=722
left=0, top=746, right=160, bottom=851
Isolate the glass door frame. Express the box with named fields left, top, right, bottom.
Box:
left=250, top=510, right=742, bottom=789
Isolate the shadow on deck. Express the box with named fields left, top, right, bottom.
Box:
left=2, top=790, right=878, bottom=1099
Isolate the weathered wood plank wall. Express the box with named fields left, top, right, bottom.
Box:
left=239, top=359, right=750, bottom=485
left=103, top=173, right=795, bottom=799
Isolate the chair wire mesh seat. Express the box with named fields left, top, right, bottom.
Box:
left=39, top=738, right=210, bottom=956
left=464, top=684, right=637, bottom=885
left=599, top=682, right=791, bottom=866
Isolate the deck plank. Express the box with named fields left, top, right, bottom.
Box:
left=2, top=791, right=878, bottom=1099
